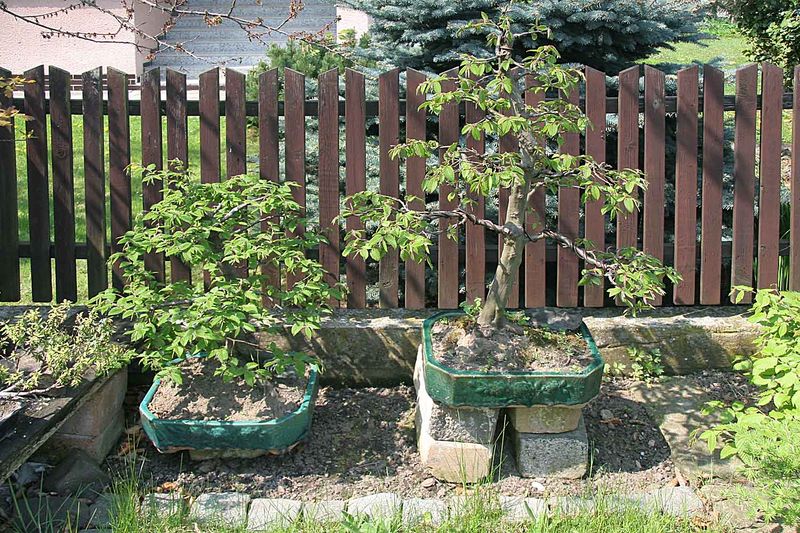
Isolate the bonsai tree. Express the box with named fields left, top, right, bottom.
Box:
left=93, top=165, right=342, bottom=385
left=341, top=10, right=680, bottom=330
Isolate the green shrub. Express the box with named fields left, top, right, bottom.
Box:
left=723, top=0, right=800, bottom=74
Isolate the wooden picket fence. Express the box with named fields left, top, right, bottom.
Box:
left=0, top=63, right=798, bottom=309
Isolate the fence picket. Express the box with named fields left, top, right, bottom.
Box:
left=731, top=64, right=758, bottom=301
left=166, top=69, right=192, bottom=283
left=438, top=69, right=460, bottom=309
left=700, top=66, right=724, bottom=304
left=465, top=94, right=486, bottom=303
left=49, top=67, right=77, bottom=302
left=226, top=68, right=246, bottom=179
left=673, top=65, right=699, bottom=305
left=318, top=69, right=340, bottom=301
left=616, top=66, right=640, bottom=253
left=23, top=65, right=51, bottom=301
left=141, top=68, right=165, bottom=283
left=345, top=68, right=367, bottom=308
left=583, top=67, right=606, bottom=307
left=643, top=66, right=666, bottom=306
left=285, top=68, right=306, bottom=289
left=108, top=68, right=132, bottom=291
left=405, top=69, right=427, bottom=309
left=379, top=69, right=400, bottom=308
left=259, top=68, right=280, bottom=304
left=757, top=63, right=784, bottom=290
left=199, top=68, right=220, bottom=185
left=524, top=74, right=546, bottom=308
left=557, top=88, right=580, bottom=307
left=83, top=67, right=108, bottom=296
left=0, top=66, right=20, bottom=301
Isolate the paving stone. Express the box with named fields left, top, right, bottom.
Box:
left=402, top=498, right=447, bottom=526
left=500, top=496, right=546, bottom=522
left=347, top=493, right=401, bottom=520
left=547, top=496, right=596, bottom=515
left=13, top=495, right=92, bottom=531
left=303, top=499, right=346, bottom=522
left=507, top=404, right=585, bottom=434
left=41, top=450, right=110, bottom=496
left=629, top=379, right=742, bottom=482
left=644, top=486, right=704, bottom=517
left=418, top=429, right=494, bottom=483
left=247, top=498, right=302, bottom=530
left=143, top=493, right=184, bottom=517
left=414, top=347, right=499, bottom=444
left=512, top=417, right=588, bottom=479
left=190, top=492, right=250, bottom=525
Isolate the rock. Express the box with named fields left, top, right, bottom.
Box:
left=247, top=498, right=302, bottom=530
left=526, top=309, right=583, bottom=331
left=600, top=409, right=614, bottom=421
left=190, top=492, right=250, bottom=525
left=414, top=349, right=499, bottom=444
left=628, top=379, right=742, bottom=481
left=302, top=500, right=346, bottom=522
left=645, top=486, right=704, bottom=517
left=142, top=493, right=184, bottom=517
left=500, top=496, right=546, bottom=522
left=12, top=462, right=48, bottom=487
left=418, top=429, right=494, bottom=483
left=401, top=498, right=447, bottom=525
left=13, top=495, right=92, bottom=531
left=421, top=477, right=437, bottom=490
left=512, top=417, right=588, bottom=479
left=347, top=493, right=401, bottom=520
left=41, top=450, right=110, bottom=496
left=508, top=404, right=585, bottom=434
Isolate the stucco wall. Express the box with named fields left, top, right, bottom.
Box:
left=0, top=0, right=139, bottom=74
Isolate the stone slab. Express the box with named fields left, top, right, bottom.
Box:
left=247, top=498, right=302, bottom=530
left=347, top=493, right=401, bottom=520
left=414, top=348, right=499, bottom=444
left=512, top=417, right=588, bottom=479
left=507, top=404, right=585, bottom=434
left=402, top=497, right=447, bottom=526
left=189, top=492, right=250, bottom=525
left=143, top=493, right=184, bottom=517
left=87, top=493, right=122, bottom=528
left=41, top=449, right=110, bottom=496
left=302, top=500, right=346, bottom=522
left=417, top=426, right=494, bottom=483
left=628, top=378, right=742, bottom=481
left=500, top=496, right=546, bottom=522
left=644, top=486, right=704, bottom=517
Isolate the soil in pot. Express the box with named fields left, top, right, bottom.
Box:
left=431, top=317, right=594, bottom=373
left=148, top=359, right=306, bottom=422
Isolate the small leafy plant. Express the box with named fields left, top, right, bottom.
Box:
left=627, top=346, right=666, bottom=383
left=698, top=287, right=800, bottom=523
left=92, top=165, right=342, bottom=386
left=0, top=302, right=129, bottom=395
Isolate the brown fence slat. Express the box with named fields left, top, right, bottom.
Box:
left=83, top=67, right=108, bottom=296
left=616, top=66, right=640, bottom=252
left=166, top=69, right=192, bottom=283
left=700, top=66, right=724, bottom=304
left=285, top=68, right=306, bottom=289
left=199, top=68, right=220, bottom=185
left=141, top=68, right=165, bottom=283
left=643, top=66, right=666, bottom=306
left=226, top=68, right=246, bottom=179
left=583, top=66, right=606, bottom=307
left=259, top=68, right=280, bottom=303
left=318, top=68, right=340, bottom=301
left=23, top=65, right=51, bottom=301
left=108, top=68, right=132, bottom=291
left=438, top=68, right=460, bottom=309
left=673, top=65, right=699, bottom=305
left=0, top=66, right=20, bottom=301
left=378, top=68, right=400, bottom=308
left=757, top=63, right=784, bottom=290
left=49, top=66, right=77, bottom=302
left=525, top=74, right=546, bottom=308
left=731, top=64, right=758, bottom=301
left=405, top=68, right=427, bottom=309
left=793, top=66, right=800, bottom=291
left=345, top=68, right=367, bottom=308
left=465, top=92, right=486, bottom=303
left=557, top=88, right=580, bottom=307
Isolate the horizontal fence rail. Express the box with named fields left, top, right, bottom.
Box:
left=1, top=63, right=799, bottom=308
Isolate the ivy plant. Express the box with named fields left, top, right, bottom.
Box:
left=340, top=8, right=680, bottom=330
left=92, top=165, right=343, bottom=385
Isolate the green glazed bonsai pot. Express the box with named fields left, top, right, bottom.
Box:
left=139, top=364, right=319, bottom=454
left=422, top=310, right=604, bottom=408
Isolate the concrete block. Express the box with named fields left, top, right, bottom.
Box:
left=347, top=493, right=401, bottom=520
left=190, top=492, right=250, bottom=526
left=507, top=404, right=585, bottom=434
left=302, top=500, right=346, bottom=522
left=500, top=496, right=546, bottom=522
left=401, top=498, right=447, bottom=526
left=142, top=493, right=184, bottom=517
left=513, top=417, right=588, bottom=479
left=644, top=486, right=704, bottom=517
left=247, top=498, right=302, bottom=530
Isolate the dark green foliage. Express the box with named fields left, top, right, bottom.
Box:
left=724, top=0, right=800, bottom=72
left=345, top=0, right=703, bottom=73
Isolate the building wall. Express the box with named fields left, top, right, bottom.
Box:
left=0, top=0, right=139, bottom=74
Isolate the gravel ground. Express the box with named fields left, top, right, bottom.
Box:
left=107, top=372, right=747, bottom=501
